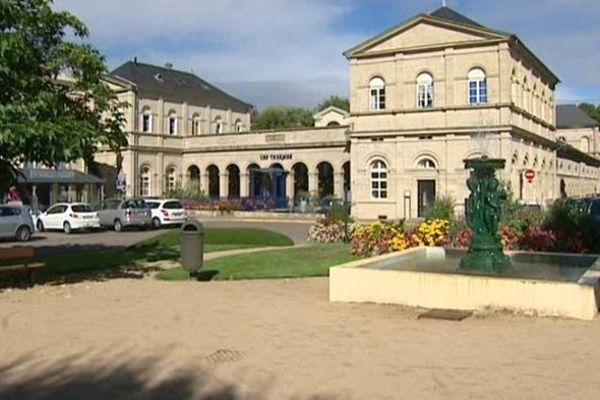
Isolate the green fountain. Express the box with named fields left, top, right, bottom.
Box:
left=460, top=157, right=511, bottom=273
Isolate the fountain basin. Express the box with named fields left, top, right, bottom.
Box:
left=330, top=248, right=600, bottom=320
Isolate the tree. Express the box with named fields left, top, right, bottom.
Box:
left=579, top=103, right=600, bottom=125
left=317, top=95, right=350, bottom=112
left=0, top=0, right=127, bottom=195
left=252, top=106, right=314, bottom=130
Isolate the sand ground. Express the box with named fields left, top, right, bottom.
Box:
left=1, top=276, right=599, bottom=400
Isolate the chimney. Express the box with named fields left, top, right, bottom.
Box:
left=165, top=62, right=173, bottom=69
left=133, top=56, right=138, bottom=64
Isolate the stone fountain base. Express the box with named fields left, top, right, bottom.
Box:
left=330, top=247, right=600, bottom=320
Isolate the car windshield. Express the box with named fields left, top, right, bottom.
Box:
left=122, top=199, right=147, bottom=209
left=72, top=205, right=93, bottom=213
left=163, top=201, right=183, bottom=209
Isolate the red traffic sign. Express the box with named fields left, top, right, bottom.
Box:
left=524, top=169, right=535, bottom=183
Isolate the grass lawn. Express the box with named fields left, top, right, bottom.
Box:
left=0, top=228, right=294, bottom=283
left=139, top=227, right=294, bottom=253
left=156, top=244, right=357, bottom=281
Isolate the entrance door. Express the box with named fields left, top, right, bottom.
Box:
left=417, top=180, right=436, bottom=218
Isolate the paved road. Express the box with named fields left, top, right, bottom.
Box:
left=0, top=218, right=311, bottom=255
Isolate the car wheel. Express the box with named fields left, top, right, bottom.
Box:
left=114, top=219, right=123, bottom=232
left=63, top=222, right=72, bottom=234
left=16, top=226, right=31, bottom=242
left=152, top=217, right=161, bottom=230
left=37, top=220, right=45, bottom=232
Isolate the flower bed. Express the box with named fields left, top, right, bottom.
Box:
left=182, top=198, right=276, bottom=212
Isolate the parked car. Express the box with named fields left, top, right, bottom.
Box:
left=588, top=198, right=600, bottom=223
left=145, top=198, right=187, bottom=229
left=0, top=205, right=35, bottom=242
left=37, top=202, right=100, bottom=234
left=95, top=198, right=152, bottom=231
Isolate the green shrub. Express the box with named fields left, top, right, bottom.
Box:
left=423, top=195, right=456, bottom=221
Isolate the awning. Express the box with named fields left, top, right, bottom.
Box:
left=17, top=168, right=105, bottom=185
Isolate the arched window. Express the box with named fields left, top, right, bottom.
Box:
left=581, top=137, right=591, bottom=153
left=510, top=69, right=519, bottom=106
left=468, top=68, right=487, bottom=105
left=215, top=117, right=224, bottom=134
left=369, top=77, right=386, bottom=111
left=370, top=160, right=388, bottom=199
left=417, top=158, right=437, bottom=170
left=167, top=111, right=178, bottom=135
left=191, top=114, right=201, bottom=136
left=416, top=73, right=434, bottom=108
left=140, top=166, right=151, bottom=197
left=165, top=167, right=177, bottom=193
left=327, top=121, right=341, bottom=127
left=234, top=119, right=243, bottom=133
left=141, top=108, right=152, bottom=133
left=522, top=78, right=529, bottom=111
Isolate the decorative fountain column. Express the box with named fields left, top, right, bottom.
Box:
left=460, top=157, right=511, bottom=273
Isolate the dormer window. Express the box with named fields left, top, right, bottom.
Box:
left=468, top=68, right=487, bottom=105
left=154, top=73, right=163, bottom=82
left=369, top=77, right=386, bottom=111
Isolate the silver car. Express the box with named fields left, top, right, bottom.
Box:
left=95, top=198, right=152, bottom=232
left=0, top=205, right=35, bottom=242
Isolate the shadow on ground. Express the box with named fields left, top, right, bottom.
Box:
left=0, top=353, right=342, bottom=400
left=0, top=243, right=178, bottom=289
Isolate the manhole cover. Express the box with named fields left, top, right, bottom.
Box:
left=205, top=349, right=245, bottom=365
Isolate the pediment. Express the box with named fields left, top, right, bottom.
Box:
left=349, top=18, right=507, bottom=57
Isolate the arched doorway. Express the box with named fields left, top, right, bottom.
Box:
left=227, top=164, right=240, bottom=198
left=292, top=163, right=308, bottom=198
left=317, top=162, right=334, bottom=198
left=270, top=163, right=287, bottom=205
left=247, top=163, right=261, bottom=198
left=207, top=165, right=220, bottom=198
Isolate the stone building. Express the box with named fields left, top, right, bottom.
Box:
left=89, top=6, right=599, bottom=220
left=345, top=6, right=599, bottom=219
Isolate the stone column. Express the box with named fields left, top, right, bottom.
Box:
left=286, top=172, right=294, bottom=201
left=240, top=173, right=249, bottom=197
left=220, top=172, right=228, bottom=199
left=334, top=172, right=344, bottom=199
left=201, top=172, right=209, bottom=197
left=309, top=172, right=318, bottom=197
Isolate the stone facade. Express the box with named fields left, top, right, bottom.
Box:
left=91, top=7, right=599, bottom=220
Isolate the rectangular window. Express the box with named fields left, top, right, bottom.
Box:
left=168, top=118, right=177, bottom=135
left=142, top=114, right=151, bottom=133
left=370, top=88, right=385, bottom=110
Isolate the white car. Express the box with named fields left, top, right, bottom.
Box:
left=145, top=199, right=187, bottom=229
left=37, top=203, right=100, bottom=234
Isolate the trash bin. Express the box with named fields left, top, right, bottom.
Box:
left=180, top=220, right=204, bottom=277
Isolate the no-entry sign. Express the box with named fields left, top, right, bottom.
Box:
left=524, top=169, right=535, bottom=183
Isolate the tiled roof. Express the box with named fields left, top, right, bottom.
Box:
left=556, top=105, right=598, bottom=129
left=110, top=61, right=253, bottom=113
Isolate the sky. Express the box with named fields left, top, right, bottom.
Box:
left=54, top=0, right=600, bottom=110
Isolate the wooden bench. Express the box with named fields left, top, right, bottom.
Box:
left=0, top=247, right=45, bottom=285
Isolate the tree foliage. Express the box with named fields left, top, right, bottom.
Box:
left=578, top=103, right=600, bottom=125
left=0, top=0, right=127, bottom=195
left=317, top=95, right=350, bottom=112
left=252, top=106, right=314, bottom=130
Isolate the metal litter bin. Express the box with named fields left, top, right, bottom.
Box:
left=180, top=220, right=204, bottom=277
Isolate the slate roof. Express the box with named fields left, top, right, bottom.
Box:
left=428, top=6, right=486, bottom=30
left=556, top=105, right=598, bottom=129
left=110, top=61, right=253, bottom=113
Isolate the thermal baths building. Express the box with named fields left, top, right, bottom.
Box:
left=93, top=6, right=600, bottom=220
